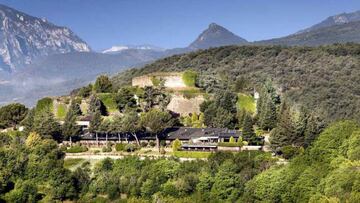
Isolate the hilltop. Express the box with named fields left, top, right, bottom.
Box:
left=112, top=43, right=360, bottom=122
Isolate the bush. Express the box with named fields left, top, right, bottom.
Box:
left=125, top=144, right=139, bottom=152
left=115, top=143, right=126, bottom=152
left=218, top=142, right=243, bottom=147
left=182, top=70, right=197, bottom=87
left=281, top=145, right=302, bottom=159
left=149, top=141, right=156, bottom=147
left=160, top=140, right=166, bottom=147
left=172, top=139, right=182, bottom=152
left=141, top=142, right=148, bottom=148
left=102, top=145, right=112, bottom=152
left=66, top=145, right=88, bottom=153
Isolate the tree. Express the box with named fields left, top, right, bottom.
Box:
left=62, top=102, right=82, bottom=141
left=21, top=109, right=35, bottom=135
left=89, top=111, right=102, bottom=134
left=172, top=138, right=182, bottom=151
left=88, top=94, right=107, bottom=116
left=121, top=108, right=142, bottom=145
left=140, top=109, right=174, bottom=152
left=0, top=103, right=28, bottom=129
left=114, top=87, right=137, bottom=112
left=229, top=136, right=235, bottom=143
left=242, top=114, right=256, bottom=144
left=269, top=101, right=295, bottom=152
left=259, top=93, right=277, bottom=130
left=93, top=75, right=113, bottom=93
left=214, top=90, right=237, bottom=113
left=77, top=84, right=93, bottom=98
left=25, top=132, right=42, bottom=148
left=33, top=109, right=62, bottom=141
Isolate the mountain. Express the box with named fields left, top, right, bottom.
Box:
left=257, top=21, right=360, bottom=46
left=0, top=4, right=90, bottom=72
left=102, top=44, right=165, bottom=54
left=257, top=10, right=360, bottom=46
left=188, top=23, right=248, bottom=49
left=297, top=10, right=360, bottom=33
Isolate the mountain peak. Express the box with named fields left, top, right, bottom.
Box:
left=297, top=10, right=360, bottom=34
left=0, top=4, right=91, bottom=72
left=188, top=23, right=247, bottom=49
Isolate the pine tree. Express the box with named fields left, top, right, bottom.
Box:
left=89, top=111, right=102, bottom=133
left=269, top=101, right=295, bottom=152
left=242, top=114, right=256, bottom=144
left=33, top=109, right=62, bottom=141
left=88, top=95, right=107, bottom=116
left=21, top=109, right=35, bottom=135
left=260, top=94, right=277, bottom=130
left=62, top=102, right=81, bottom=140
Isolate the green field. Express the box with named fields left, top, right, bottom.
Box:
left=173, top=151, right=212, bottom=159
left=98, top=93, right=118, bottom=112
left=237, top=93, right=256, bottom=114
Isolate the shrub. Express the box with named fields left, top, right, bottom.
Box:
left=160, top=140, right=166, bottom=147
left=102, top=145, right=112, bottom=152
left=149, top=141, right=156, bottom=147
left=182, top=70, right=197, bottom=87
left=281, top=145, right=301, bottom=159
left=36, top=97, right=53, bottom=113
left=66, top=145, right=88, bottom=153
left=115, top=143, right=126, bottom=152
left=141, top=142, right=148, bottom=148
left=125, top=144, right=139, bottom=152
left=172, top=139, right=182, bottom=152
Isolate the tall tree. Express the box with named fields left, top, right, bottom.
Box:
left=62, top=102, right=81, bottom=141
left=21, top=108, right=35, bottom=135
left=140, top=109, right=174, bottom=152
left=88, top=95, right=107, bottom=116
left=93, top=75, right=113, bottom=93
left=269, top=101, right=295, bottom=152
left=259, top=94, right=277, bottom=130
left=121, top=108, right=142, bottom=146
left=242, top=114, right=257, bottom=144
left=114, top=87, right=137, bottom=112
left=33, top=109, right=62, bottom=141
left=89, top=111, right=102, bottom=134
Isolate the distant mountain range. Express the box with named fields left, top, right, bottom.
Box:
left=1, top=4, right=360, bottom=106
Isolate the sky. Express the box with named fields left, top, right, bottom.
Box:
left=0, top=0, right=360, bottom=51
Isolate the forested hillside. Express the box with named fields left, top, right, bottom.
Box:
left=112, top=43, right=360, bottom=122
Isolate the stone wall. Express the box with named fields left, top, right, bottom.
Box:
left=167, top=94, right=205, bottom=116
left=132, top=72, right=187, bottom=88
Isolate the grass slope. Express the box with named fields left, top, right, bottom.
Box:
left=237, top=93, right=256, bottom=113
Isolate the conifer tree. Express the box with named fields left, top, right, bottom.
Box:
left=33, top=108, right=62, bottom=141
left=242, top=114, right=256, bottom=144
left=62, top=102, right=81, bottom=141
left=89, top=111, right=102, bottom=133
left=269, top=101, right=295, bottom=152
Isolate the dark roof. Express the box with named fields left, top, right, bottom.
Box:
left=166, top=127, right=241, bottom=140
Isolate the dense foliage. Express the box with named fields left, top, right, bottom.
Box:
left=112, top=44, right=360, bottom=122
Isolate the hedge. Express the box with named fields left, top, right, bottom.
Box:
left=66, top=145, right=88, bottom=153
left=217, top=142, right=243, bottom=147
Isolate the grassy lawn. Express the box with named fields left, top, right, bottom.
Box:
left=64, top=158, right=85, bottom=170
left=56, top=103, right=67, bottom=120
left=237, top=93, right=256, bottom=114
left=173, top=151, right=212, bottom=159
left=98, top=93, right=118, bottom=112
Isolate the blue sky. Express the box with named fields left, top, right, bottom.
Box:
left=1, top=0, right=360, bottom=51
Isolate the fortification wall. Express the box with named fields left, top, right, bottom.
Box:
left=132, top=72, right=186, bottom=88
left=167, top=94, right=205, bottom=116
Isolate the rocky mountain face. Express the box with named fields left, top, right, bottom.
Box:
left=0, top=4, right=90, bottom=72
left=258, top=21, right=360, bottom=46
left=188, top=23, right=248, bottom=49
left=297, top=10, right=360, bottom=34
left=257, top=10, right=360, bottom=46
